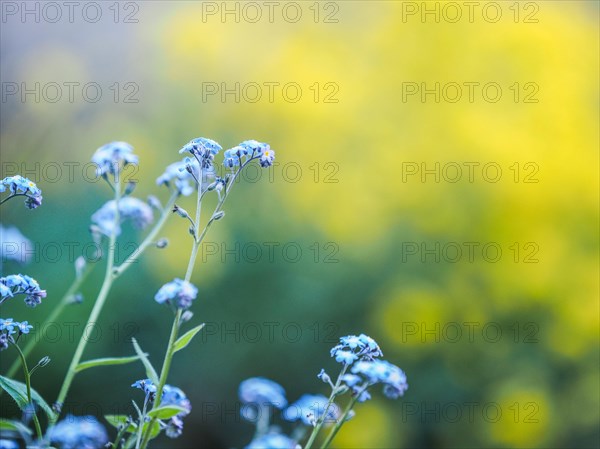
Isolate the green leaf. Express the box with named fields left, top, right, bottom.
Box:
left=0, top=418, right=33, bottom=437
left=0, top=375, right=56, bottom=420
left=131, top=338, right=159, bottom=384
left=104, top=414, right=137, bottom=433
left=173, top=324, right=205, bottom=353
left=141, top=420, right=161, bottom=440
left=75, top=355, right=144, bottom=373
left=147, top=405, right=188, bottom=420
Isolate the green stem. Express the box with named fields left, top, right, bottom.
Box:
left=321, top=384, right=369, bottom=449
left=4, top=263, right=95, bottom=380
left=304, top=365, right=349, bottom=449
left=12, top=342, right=43, bottom=440
left=52, top=179, right=122, bottom=422
left=50, top=188, right=178, bottom=424
left=113, top=191, right=179, bottom=278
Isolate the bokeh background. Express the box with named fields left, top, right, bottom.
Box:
left=1, top=1, right=599, bottom=448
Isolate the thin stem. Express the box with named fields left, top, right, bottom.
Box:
left=50, top=187, right=178, bottom=423
left=113, top=190, right=179, bottom=277
left=51, top=177, right=122, bottom=423
left=139, top=161, right=251, bottom=449
left=11, top=342, right=43, bottom=440
left=320, top=384, right=370, bottom=449
left=136, top=395, right=150, bottom=449
left=0, top=193, right=28, bottom=206
left=304, top=365, right=349, bottom=449
left=4, top=263, right=95, bottom=380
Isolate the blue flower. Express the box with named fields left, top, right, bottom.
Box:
left=223, top=149, right=241, bottom=169
left=259, top=148, right=275, bottom=168
left=330, top=334, right=383, bottom=365
left=17, top=321, right=33, bottom=334
left=0, top=318, right=15, bottom=334
left=0, top=274, right=46, bottom=307
left=156, top=158, right=201, bottom=196
left=154, top=279, right=198, bottom=310
left=91, top=141, right=138, bottom=177
left=283, top=394, right=340, bottom=426
left=164, top=415, right=184, bottom=439
left=0, top=225, right=33, bottom=265
left=317, top=368, right=332, bottom=385
left=132, top=378, right=157, bottom=396
left=245, top=432, right=296, bottom=449
left=47, top=415, right=108, bottom=449
left=239, top=140, right=269, bottom=157
left=0, top=333, right=8, bottom=351
left=351, top=360, right=408, bottom=399
left=162, top=385, right=192, bottom=416
left=239, top=377, right=287, bottom=409
left=0, top=439, right=19, bottom=449
left=91, top=197, right=154, bottom=238
left=179, top=137, right=222, bottom=169
left=0, top=175, right=43, bottom=208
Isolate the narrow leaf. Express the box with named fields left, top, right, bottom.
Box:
left=0, top=375, right=56, bottom=420
left=131, top=338, right=159, bottom=384
left=0, top=418, right=33, bottom=436
left=147, top=405, right=187, bottom=420
left=75, top=355, right=143, bottom=373
left=173, top=324, right=205, bottom=353
left=141, top=420, right=161, bottom=440
left=104, top=414, right=137, bottom=433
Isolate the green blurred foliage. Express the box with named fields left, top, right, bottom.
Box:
left=0, top=1, right=598, bottom=448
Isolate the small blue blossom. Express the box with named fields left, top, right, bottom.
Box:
left=0, top=333, right=8, bottom=351
left=154, top=279, right=198, bottom=310
left=239, top=377, right=287, bottom=409
left=131, top=378, right=157, bottom=396
left=245, top=432, right=296, bottom=449
left=47, top=415, right=108, bottom=449
left=0, top=175, right=43, bottom=208
left=334, top=350, right=358, bottom=365
left=91, top=141, right=138, bottom=177
left=156, top=157, right=201, bottom=196
left=179, top=137, right=222, bottom=169
left=340, top=374, right=361, bottom=387
left=0, top=274, right=46, bottom=307
left=0, top=439, right=19, bottom=449
left=223, top=149, right=241, bottom=169
left=283, top=394, right=340, bottom=426
left=91, top=197, right=154, bottom=238
left=317, top=368, right=332, bottom=385
left=164, top=415, right=184, bottom=439
left=351, top=360, right=408, bottom=399
left=0, top=318, right=15, bottom=334
left=17, top=321, right=33, bottom=334
left=0, top=225, right=33, bottom=265
left=259, top=148, right=275, bottom=168
left=162, top=385, right=192, bottom=416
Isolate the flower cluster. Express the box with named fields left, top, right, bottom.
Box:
left=91, top=197, right=154, bottom=238
left=283, top=394, right=340, bottom=426
left=239, top=377, right=288, bottom=409
left=0, top=274, right=46, bottom=307
left=0, top=319, right=33, bottom=351
left=0, top=224, right=33, bottom=265
left=0, top=175, right=43, bottom=209
left=329, top=333, right=383, bottom=365
left=156, top=157, right=201, bottom=196
left=132, top=379, right=192, bottom=439
left=321, top=334, right=407, bottom=404
left=179, top=137, right=222, bottom=169
left=46, top=415, right=108, bottom=449
left=154, top=278, right=198, bottom=310
left=91, top=141, right=138, bottom=177
left=223, top=140, right=275, bottom=169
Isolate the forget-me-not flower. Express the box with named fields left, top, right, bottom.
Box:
left=239, top=377, right=287, bottom=409
left=154, top=279, right=198, bottom=310
left=91, top=197, right=154, bottom=238
left=0, top=175, right=43, bottom=209
left=91, top=141, right=138, bottom=177
left=0, top=274, right=46, bottom=307
left=283, top=394, right=340, bottom=426
left=46, top=415, right=108, bottom=449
